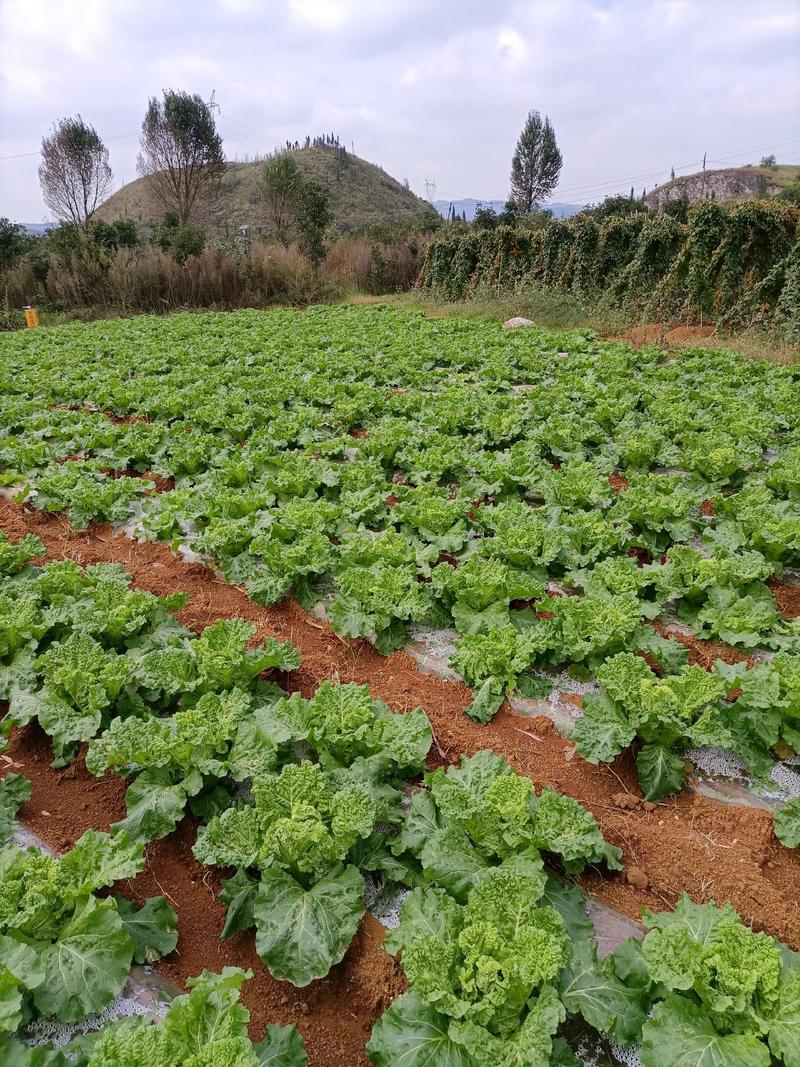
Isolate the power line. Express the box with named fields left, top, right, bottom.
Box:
left=553, top=136, right=800, bottom=200
left=218, top=112, right=279, bottom=149
left=0, top=130, right=139, bottom=163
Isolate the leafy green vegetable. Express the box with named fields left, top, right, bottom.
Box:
left=375, top=866, right=570, bottom=1065
left=0, top=774, right=30, bottom=843
left=774, top=798, right=800, bottom=849
left=0, top=827, right=175, bottom=1030
left=608, top=894, right=800, bottom=1066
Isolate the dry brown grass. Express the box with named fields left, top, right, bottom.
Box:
left=324, top=237, right=427, bottom=294
left=9, top=243, right=332, bottom=317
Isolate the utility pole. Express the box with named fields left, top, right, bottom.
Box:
left=700, top=152, right=707, bottom=198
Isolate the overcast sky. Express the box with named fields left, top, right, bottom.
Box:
left=1, top=0, right=799, bottom=221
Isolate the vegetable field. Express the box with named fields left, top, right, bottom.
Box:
left=0, top=304, right=799, bottom=1066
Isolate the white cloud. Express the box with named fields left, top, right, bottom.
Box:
left=497, top=27, right=527, bottom=64
left=0, top=0, right=798, bottom=219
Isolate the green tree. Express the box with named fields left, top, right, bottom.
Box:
left=261, top=153, right=304, bottom=244
left=90, top=219, right=139, bottom=250
left=662, top=193, right=690, bottom=223
left=38, top=116, right=113, bottom=229
left=760, top=154, right=777, bottom=168
left=137, top=91, right=224, bottom=224
left=586, top=194, right=648, bottom=221
left=151, top=212, right=205, bottom=263
left=295, top=179, right=332, bottom=268
left=0, top=218, right=35, bottom=270
left=473, top=205, right=498, bottom=230
left=509, top=110, right=562, bottom=213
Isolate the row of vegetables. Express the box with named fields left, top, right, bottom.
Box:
left=0, top=308, right=799, bottom=814
left=2, top=538, right=799, bottom=1065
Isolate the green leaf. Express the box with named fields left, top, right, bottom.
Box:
left=253, top=864, right=365, bottom=987
left=636, top=627, right=689, bottom=673
left=540, top=877, right=594, bottom=942
left=463, top=678, right=505, bottom=723
left=636, top=743, right=687, bottom=800
left=160, top=966, right=254, bottom=1063
left=640, top=994, right=770, bottom=1067
left=767, top=970, right=800, bottom=1066
left=573, top=692, right=635, bottom=763
left=0, top=933, right=44, bottom=991
left=642, top=893, right=732, bottom=945
left=611, top=937, right=651, bottom=989
left=559, top=939, right=646, bottom=1045
left=226, top=719, right=278, bottom=782
left=550, top=1037, right=583, bottom=1067
left=254, top=1024, right=308, bottom=1065
left=531, top=787, right=622, bottom=873
left=0, top=967, right=24, bottom=1034
left=774, top=798, right=800, bottom=849
left=33, top=896, right=134, bottom=1022
left=419, top=827, right=489, bottom=902
left=193, top=807, right=263, bottom=870
left=451, top=599, right=510, bottom=636
left=0, top=773, right=31, bottom=843
left=113, top=769, right=201, bottom=842
left=327, top=595, right=375, bottom=639
left=383, top=887, right=460, bottom=958
left=59, top=829, right=145, bottom=894
left=113, top=895, right=178, bottom=964
left=367, top=990, right=471, bottom=1067
left=0, top=1035, right=70, bottom=1066
left=390, top=790, right=443, bottom=859
left=219, top=868, right=260, bottom=939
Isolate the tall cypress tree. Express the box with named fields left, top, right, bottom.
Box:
left=509, top=111, right=562, bottom=214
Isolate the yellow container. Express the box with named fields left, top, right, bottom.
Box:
left=24, top=307, right=39, bottom=328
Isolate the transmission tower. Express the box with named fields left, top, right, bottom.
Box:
left=424, top=178, right=436, bottom=204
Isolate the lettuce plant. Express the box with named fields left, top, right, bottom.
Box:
left=0, top=818, right=176, bottom=1029
left=611, top=895, right=800, bottom=1067
left=190, top=684, right=432, bottom=987
left=392, top=751, right=621, bottom=896
left=369, top=870, right=571, bottom=1067
left=0, top=968, right=307, bottom=1067
left=194, top=761, right=376, bottom=987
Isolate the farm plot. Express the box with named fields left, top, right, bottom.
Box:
left=0, top=306, right=799, bottom=1066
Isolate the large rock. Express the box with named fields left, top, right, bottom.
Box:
left=502, top=316, right=535, bottom=330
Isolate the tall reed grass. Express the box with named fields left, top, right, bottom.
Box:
left=1, top=236, right=429, bottom=319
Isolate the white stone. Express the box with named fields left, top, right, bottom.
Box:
left=502, top=316, right=535, bottom=330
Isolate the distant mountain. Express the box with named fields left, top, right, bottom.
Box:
left=434, top=197, right=582, bottom=221
left=18, top=223, right=56, bottom=235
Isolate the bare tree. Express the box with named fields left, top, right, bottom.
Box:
left=38, top=116, right=113, bottom=228
left=137, top=90, right=224, bottom=224
left=509, top=110, right=562, bottom=214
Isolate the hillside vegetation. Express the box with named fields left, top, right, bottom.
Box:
left=95, top=146, right=438, bottom=237
left=645, top=163, right=800, bottom=207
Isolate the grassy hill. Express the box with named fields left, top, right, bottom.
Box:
left=646, top=163, right=800, bottom=208
left=95, top=147, right=439, bottom=239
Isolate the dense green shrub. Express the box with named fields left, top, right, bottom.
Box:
left=420, top=200, right=800, bottom=333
